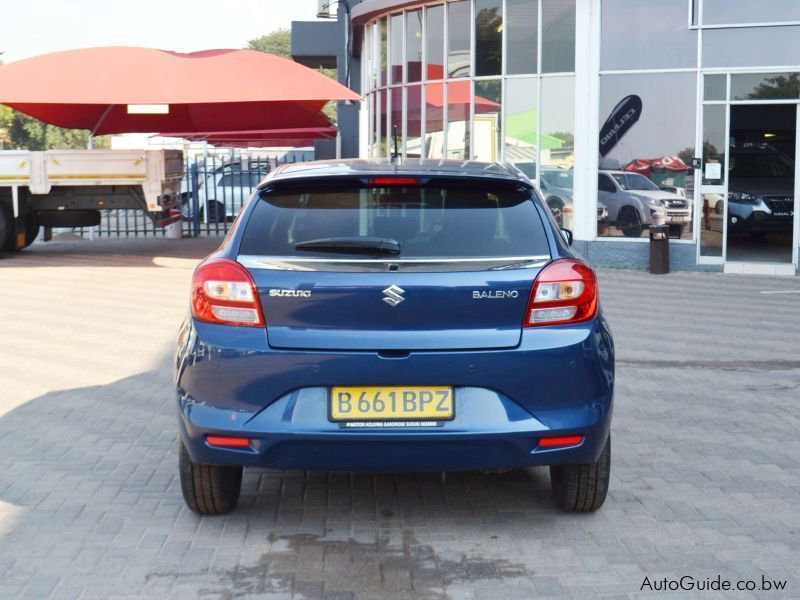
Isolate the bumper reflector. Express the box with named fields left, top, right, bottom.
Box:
left=206, top=435, right=251, bottom=448
left=538, top=435, right=584, bottom=448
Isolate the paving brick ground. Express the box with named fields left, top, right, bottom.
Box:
left=0, top=237, right=798, bottom=599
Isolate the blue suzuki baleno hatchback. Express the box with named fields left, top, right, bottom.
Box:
left=175, top=159, right=614, bottom=514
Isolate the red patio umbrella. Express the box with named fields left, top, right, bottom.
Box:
left=624, top=156, right=689, bottom=177
left=0, top=47, right=360, bottom=136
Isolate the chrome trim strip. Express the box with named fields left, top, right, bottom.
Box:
left=237, top=255, right=550, bottom=271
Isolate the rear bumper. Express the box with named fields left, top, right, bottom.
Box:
left=175, top=317, right=614, bottom=471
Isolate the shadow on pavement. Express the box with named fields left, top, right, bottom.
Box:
left=0, top=355, right=558, bottom=597
left=0, top=236, right=222, bottom=268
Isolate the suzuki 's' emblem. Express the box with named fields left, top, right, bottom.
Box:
left=382, top=284, right=405, bottom=307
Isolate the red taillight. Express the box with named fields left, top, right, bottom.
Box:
left=367, top=177, right=422, bottom=186
left=538, top=435, right=584, bottom=448
left=191, top=258, right=264, bottom=326
left=524, top=258, right=598, bottom=327
left=206, top=435, right=251, bottom=448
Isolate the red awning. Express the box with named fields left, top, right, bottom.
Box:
left=159, top=126, right=339, bottom=148
left=0, top=47, right=359, bottom=135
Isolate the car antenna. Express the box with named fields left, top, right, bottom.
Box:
left=391, top=123, right=401, bottom=165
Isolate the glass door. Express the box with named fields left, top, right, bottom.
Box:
left=725, top=103, right=796, bottom=264
left=697, top=101, right=728, bottom=262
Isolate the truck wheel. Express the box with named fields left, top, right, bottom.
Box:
left=179, top=438, right=242, bottom=515
left=619, top=208, right=644, bottom=238
left=550, top=435, right=610, bottom=512
left=668, top=224, right=684, bottom=238
left=23, top=213, right=40, bottom=248
left=0, top=202, right=14, bottom=252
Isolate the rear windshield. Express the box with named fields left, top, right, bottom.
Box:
left=238, top=184, right=550, bottom=259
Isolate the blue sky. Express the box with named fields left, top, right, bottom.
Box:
left=1, top=0, right=323, bottom=63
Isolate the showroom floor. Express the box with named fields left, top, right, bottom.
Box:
left=0, top=238, right=798, bottom=599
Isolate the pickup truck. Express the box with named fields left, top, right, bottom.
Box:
left=0, top=149, right=183, bottom=253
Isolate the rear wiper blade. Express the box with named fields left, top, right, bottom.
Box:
left=294, top=236, right=401, bottom=255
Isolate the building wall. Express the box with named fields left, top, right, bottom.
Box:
left=302, top=0, right=800, bottom=273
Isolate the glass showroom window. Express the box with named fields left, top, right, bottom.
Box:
left=406, top=84, right=423, bottom=158
left=426, top=82, right=445, bottom=158
left=601, top=0, right=696, bottom=71
left=507, top=0, right=538, bottom=75
left=598, top=72, right=697, bottom=241
left=379, top=88, right=389, bottom=157
left=425, top=4, right=444, bottom=80
left=389, top=14, right=403, bottom=84
left=539, top=76, right=575, bottom=227
left=447, top=80, right=471, bottom=159
left=504, top=77, right=538, bottom=179
left=364, top=0, right=576, bottom=169
left=702, top=0, right=800, bottom=26
left=447, top=0, right=471, bottom=78
left=475, top=0, right=503, bottom=77
left=406, top=10, right=423, bottom=83
left=474, top=79, right=502, bottom=161
left=380, top=18, right=388, bottom=87
left=542, top=0, right=575, bottom=73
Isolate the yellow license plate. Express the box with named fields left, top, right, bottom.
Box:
left=329, top=386, right=454, bottom=421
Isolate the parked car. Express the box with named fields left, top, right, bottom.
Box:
left=181, top=169, right=263, bottom=222
left=538, top=167, right=574, bottom=226
left=598, top=170, right=690, bottom=237
left=530, top=167, right=610, bottom=230
left=175, top=159, right=615, bottom=515
left=727, top=149, right=795, bottom=236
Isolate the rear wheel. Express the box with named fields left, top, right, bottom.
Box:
left=179, top=438, right=243, bottom=515
left=23, top=213, right=40, bottom=248
left=550, top=435, right=610, bottom=512
left=0, top=202, right=14, bottom=252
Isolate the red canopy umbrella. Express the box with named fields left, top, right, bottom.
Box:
left=624, top=156, right=689, bottom=177
left=159, top=126, right=339, bottom=148
left=0, top=47, right=359, bottom=136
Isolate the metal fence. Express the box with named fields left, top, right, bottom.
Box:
left=77, top=149, right=308, bottom=239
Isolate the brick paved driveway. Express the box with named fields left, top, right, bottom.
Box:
left=1, top=238, right=798, bottom=599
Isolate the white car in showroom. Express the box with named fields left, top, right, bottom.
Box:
left=598, top=170, right=691, bottom=237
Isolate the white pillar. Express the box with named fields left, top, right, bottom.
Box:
left=572, top=0, right=601, bottom=242
left=358, top=100, right=369, bottom=158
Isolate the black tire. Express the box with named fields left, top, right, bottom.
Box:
left=23, top=213, right=40, bottom=249
left=546, top=198, right=565, bottom=227
left=714, top=200, right=724, bottom=214
left=201, top=200, right=225, bottom=224
left=179, top=438, right=242, bottom=515
left=619, top=208, right=644, bottom=238
left=0, top=201, right=14, bottom=252
left=550, top=434, right=610, bottom=512
left=668, top=224, right=684, bottom=238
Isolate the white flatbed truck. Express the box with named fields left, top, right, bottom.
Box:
left=0, top=149, right=183, bottom=253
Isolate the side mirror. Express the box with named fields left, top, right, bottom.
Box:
left=560, top=228, right=573, bottom=246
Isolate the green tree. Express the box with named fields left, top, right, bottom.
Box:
left=748, top=73, right=800, bottom=100
left=247, top=28, right=338, bottom=121
left=550, top=131, right=575, bottom=148
left=248, top=28, right=292, bottom=57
